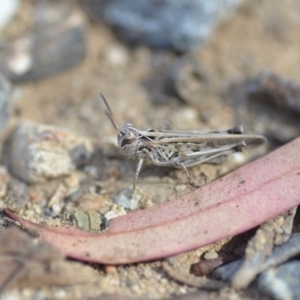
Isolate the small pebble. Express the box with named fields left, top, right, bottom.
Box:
left=105, top=204, right=126, bottom=221
left=232, top=152, right=246, bottom=164
left=53, top=288, right=67, bottom=299
left=103, top=44, right=129, bottom=67
left=52, top=204, right=62, bottom=216
left=99, top=206, right=110, bottom=214
left=204, top=250, right=218, bottom=260
left=131, top=285, right=140, bottom=293
left=72, top=209, right=102, bottom=231
left=143, top=267, right=152, bottom=279
left=105, top=265, right=117, bottom=274
left=175, top=184, right=187, bottom=193
left=84, top=165, right=98, bottom=178
left=115, top=188, right=142, bottom=210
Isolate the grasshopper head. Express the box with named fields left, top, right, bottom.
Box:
left=118, top=123, right=139, bottom=156
left=101, top=94, right=140, bottom=156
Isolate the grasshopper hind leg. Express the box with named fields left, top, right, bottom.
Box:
left=209, top=126, right=243, bottom=135
left=179, top=144, right=244, bottom=188
left=227, top=126, right=243, bottom=134
left=179, top=163, right=201, bottom=188
left=180, top=163, right=191, bottom=181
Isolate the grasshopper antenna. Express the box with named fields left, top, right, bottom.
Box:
left=101, top=93, right=122, bottom=137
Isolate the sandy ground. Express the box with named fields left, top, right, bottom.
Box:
left=1, top=0, right=300, bottom=299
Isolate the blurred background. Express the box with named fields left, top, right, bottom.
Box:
left=1, top=0, right=299, bottom=147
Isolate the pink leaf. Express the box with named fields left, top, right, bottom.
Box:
left=4, top=137, right=300, bottom=264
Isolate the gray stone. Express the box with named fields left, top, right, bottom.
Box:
left=114, top=187, right=142, bottom=210
left=212, top=259, right=242, bottom=281
left=258, top=261, right=300, bottom=300
left=261, top=233, right=300, bottom=272
left=101, top=0, right=244, bottom=52
left=213, top=233, right=300, bottom=287
left=0, top=72, right=13, bottom=134
left=0, top=6, right=86, bottom=83
left=231, top=210, right=297, bottom=289
left=3, top=121, right=94, bottom=183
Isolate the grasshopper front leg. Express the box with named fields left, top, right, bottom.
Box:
left=132, top=158, right=144, bottom=195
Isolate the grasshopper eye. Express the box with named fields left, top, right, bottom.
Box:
left=121, top=138, right=135, bottom=148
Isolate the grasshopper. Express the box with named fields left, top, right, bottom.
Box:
left=101, top=94, right=266, bottom=192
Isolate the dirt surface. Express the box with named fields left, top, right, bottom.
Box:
left=1, top=0, right=300, bottom=299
